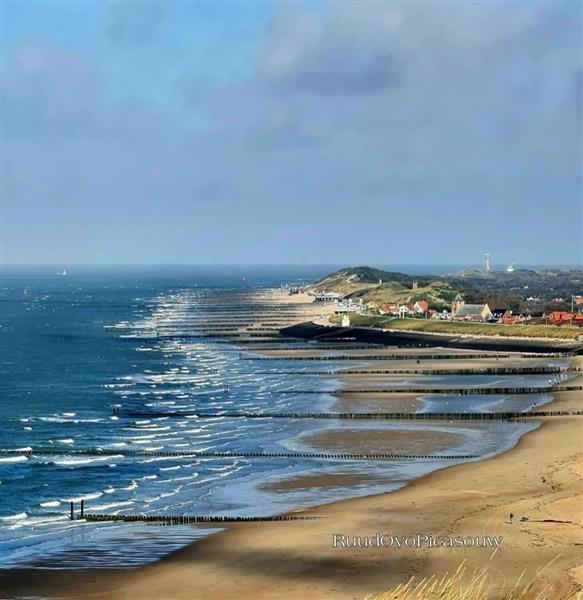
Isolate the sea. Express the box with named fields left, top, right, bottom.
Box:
left=0, top=265, right=569, bottom=570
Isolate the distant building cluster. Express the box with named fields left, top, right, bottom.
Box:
left=362, top=293, right=583, bottom=327
left=286, top=284, right=307, bottom=295
left=298, top=281, right=583, bottom=329
left=451, top=294, right=583, bottom=327
left=333, top=299, right=364, bottom=314
left=378, top=300, right=433, bottom=318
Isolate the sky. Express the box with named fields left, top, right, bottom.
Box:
left=1, top=0, right=582, bottom=266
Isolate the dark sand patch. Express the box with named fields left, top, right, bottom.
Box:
left=332, top=392, right=422, bottom=413
left=300, top=428, right=465, bottom=454
left=260, top=473, right=388, bottom=493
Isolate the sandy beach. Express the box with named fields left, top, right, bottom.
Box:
left=1, top=293, right=581, bottom=599
left=2, top=391, right=581, bottom=599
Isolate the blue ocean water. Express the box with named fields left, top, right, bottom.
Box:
left=0, top=266, right=566, bottom=569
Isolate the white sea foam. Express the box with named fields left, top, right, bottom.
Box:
left=40, top=500, right=61, bottom=508
left=118, top=481, right=138, bottom=491
left=91, top=500, right=135, bottom=511
left=1, top=512, right=27, bottom=521
left=65, top=491, right=103, bottom=502
left=52, top=455, right=124, bottom=466
left=0, top=455, right=28, bottom=463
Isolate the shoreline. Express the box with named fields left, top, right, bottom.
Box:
left=1, top=293, right=581, bottom=599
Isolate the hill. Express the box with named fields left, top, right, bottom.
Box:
left=309, top=266, right=457, bottom=309
left=309, top=266, right=583, bottom=312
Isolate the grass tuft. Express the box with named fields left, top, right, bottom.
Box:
left=364, top=561, right=582, bottom=599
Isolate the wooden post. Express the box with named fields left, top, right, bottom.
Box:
left=80, top=499, right=84, bottom=519
left=70, top=501, right=74, bottom=521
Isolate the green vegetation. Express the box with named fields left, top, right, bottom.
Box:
left=311, top=267, right=456, bottom=309
left=311, top=265, right=583, bottom=314
left=331, top=315, right=582, bottom=340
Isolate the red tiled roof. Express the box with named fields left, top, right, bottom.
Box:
left=547, top=311, right=582, bottom=324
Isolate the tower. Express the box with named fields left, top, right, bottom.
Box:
left=452, top=293, right=464, bottom=316
left=484, top=253, right=491, bottom=272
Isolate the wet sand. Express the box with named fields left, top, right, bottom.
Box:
left=259, top=473, right=387, bottom=493
left=299, top=428, right=466, bottom=454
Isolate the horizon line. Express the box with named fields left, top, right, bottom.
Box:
left=1, top=263, right=581, bottom=269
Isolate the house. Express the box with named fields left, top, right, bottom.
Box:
left=334, top=300, right=362, bottom=314
left=432, top=309, right=451, bottom=320
left=546, top=311, right=583, bottom=326
left=398, top=303, right=415, bottom=318
left=452, top=303, right=493, bottom=322
left=413, top=300, right=429, bottom=315
left=377, top=300, right=429, bottom=318
left=334, top=301, right=349, bottom=315
left=379, top=303, right=399, bottom=315
left=312, top=291, right=341, bottom=302
left=499, top=311, right=524, bottom=325
left=547, top=311, right=570, bottom=325
left=491, top=308, right=508, bottom=322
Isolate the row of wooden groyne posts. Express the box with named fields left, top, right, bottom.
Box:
left=111, top=408, right=583, bottom=421
left=238, top=351, right=573, bottom=360
left=0, top=448, right=479, bottom=460
left=252, top=366, right=577, bottom=376
left=67, top=500, right=321, bottom=523
left=272, top=384, right=583, bottom=395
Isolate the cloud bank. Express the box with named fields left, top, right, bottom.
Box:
left=2, top=1, right=581, bottom=264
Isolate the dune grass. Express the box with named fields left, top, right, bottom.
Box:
left=331, top=314, right=581, bottom=340
left=365, top=560, right=581, bottom=599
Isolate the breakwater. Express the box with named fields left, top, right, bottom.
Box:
left=113, top=409, right=582, bottom=421
left=0, top=448, right=479, bottom=461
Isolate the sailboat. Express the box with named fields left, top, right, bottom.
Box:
left=57, top=269, right=67, bottom=276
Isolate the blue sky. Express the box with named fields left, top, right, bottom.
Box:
left=2, top=0, right=582, bottom=266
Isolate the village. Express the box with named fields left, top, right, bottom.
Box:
left=289, top=287, right=583, bottom=329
